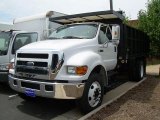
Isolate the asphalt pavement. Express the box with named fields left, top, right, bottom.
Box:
left=0, top=65, right=159, bottom=120
left=0, top=83, right=76, bottom=120
left=0, top=76, right=127, bottom=120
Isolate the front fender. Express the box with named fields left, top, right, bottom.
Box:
left=55, top=51, right=106, bottom=81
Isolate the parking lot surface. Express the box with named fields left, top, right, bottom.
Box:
left=0, top=77, right=129, bottom=120
left=0, top=83, right=76, bottom=120
left=0, top=75, right=136, bottom=120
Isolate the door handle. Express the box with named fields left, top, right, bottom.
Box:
left=99, top=49, right=104, bottom=52
left=114, top=46, right=117, bottom=52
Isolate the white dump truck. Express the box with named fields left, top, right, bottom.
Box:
left=0, top=11, right=64, bottom=82
left=9, top=10, right=149, bottom=113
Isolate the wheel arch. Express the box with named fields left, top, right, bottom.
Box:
left=89, top=65, right=108, bottom=87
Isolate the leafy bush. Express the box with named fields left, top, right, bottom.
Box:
left=138, top=0, right=160, bottom=57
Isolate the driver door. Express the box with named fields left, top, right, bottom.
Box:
left=98, top=25, right=117, bottom=71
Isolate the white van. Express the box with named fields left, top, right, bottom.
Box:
left=0, top=11, right=65, bottom=82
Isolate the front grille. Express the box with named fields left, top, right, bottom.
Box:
left=17, top=53, right=48, bottom=59
left=16, top=52, right=60, bottom=80
left=16, top=66, right=48, bottom=75
left=21, top=82, right=40, bottom=90
left=51, top=54, right=58, bottom=69
left=17, top=61, right=48, bottom=67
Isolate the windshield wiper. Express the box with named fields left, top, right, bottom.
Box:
left=62, top=36, right=84, bottom=39
left=48, top=37, right=60, bottom=39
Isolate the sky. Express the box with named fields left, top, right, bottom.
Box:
left=0, top=0, right=148, bottom=24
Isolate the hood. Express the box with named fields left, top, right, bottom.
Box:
left=18, top=39, right=93, bottom=51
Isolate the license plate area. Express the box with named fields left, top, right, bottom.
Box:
left=25, top=88, right=36, bottom=97
left=21, top=82, right=40, bottom=90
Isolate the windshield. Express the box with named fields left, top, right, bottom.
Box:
left=0, top=32, right=11, bottom=56
left=48, top=24, right=98, bottom=39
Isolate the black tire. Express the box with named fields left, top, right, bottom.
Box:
left=136, top=60, right=144, bottom=81
left=77, top=73, right=104, bottom=114
left=129, top=60, right=144, bottom=82
left=129, top=60, right=136, bottom=81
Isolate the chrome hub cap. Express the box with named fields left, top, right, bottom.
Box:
left=88, top=81, right=101, bottom=107
left=140, top=63, right=144, bottom=78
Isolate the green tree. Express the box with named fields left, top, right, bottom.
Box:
left=138, top=0, right=160, bottom=57
left=122, top=12, right=130, bottom=24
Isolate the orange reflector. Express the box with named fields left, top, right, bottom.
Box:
left=76, top=66, right=88, bottom=75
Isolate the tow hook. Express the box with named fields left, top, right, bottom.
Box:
left=8, top=94, right=18, bottom=100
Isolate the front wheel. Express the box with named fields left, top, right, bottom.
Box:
left=77, top=73, right=104, bottom=114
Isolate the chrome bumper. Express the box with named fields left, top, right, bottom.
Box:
left=9, top=75, right=85, bottom=99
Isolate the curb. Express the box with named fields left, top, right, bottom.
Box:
left=78, top=78, right=147, bottom=120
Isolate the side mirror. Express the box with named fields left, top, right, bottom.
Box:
left=112, top=25, right=120, bottom=40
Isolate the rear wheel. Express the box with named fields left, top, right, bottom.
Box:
left=129, top=60, right=144, bottom=82
left=138, top=61, right=144, bottom=80
left=77, top=73, right=104, bottom=114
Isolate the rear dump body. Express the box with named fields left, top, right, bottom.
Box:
left=116, top=23, right=149, bottom=65
left=117, top=23, right=150, bottom=76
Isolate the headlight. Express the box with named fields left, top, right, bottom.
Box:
left=67, top=66, right=88, bottom=75
left=0, top=64, right=9, bottom=71
left=67, top=66, right=76, bottom=74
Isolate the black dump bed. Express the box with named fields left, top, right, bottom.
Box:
left=49, top=10, right=150, bottom=64
left=118, top=24, right=150, bottom=62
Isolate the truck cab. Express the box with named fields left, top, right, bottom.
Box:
left=0, top=30, right=38, bottom=82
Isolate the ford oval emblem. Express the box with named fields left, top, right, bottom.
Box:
left=27, top=62, right=34, bottom=66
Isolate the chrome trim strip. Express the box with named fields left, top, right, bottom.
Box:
left=49, top=52, right=64, bottom=80
left=15, top=73, right=49, bottom=80
left=0, top=72, right=8, bottom=74
left=17, top=58, right=48, bottom=62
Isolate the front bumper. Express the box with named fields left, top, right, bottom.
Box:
left=9, top=75, right=85, bottom=99
left=0, top=72, right=8, bottom=82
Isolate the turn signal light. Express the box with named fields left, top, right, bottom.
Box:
left=76, top=66, right=88, bottom=75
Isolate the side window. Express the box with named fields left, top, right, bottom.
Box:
left=98, top=26, right=109, bottom=44
left=0, top=39, right=5, bottom=49
left=106, top=25, right=112, bottom=41
left=12, top=33, right=38, bottom=54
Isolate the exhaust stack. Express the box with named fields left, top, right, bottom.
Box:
left=110, top=0, right=113, bottom=10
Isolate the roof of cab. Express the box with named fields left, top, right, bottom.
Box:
left=49, top=10, right=125, bottom=24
